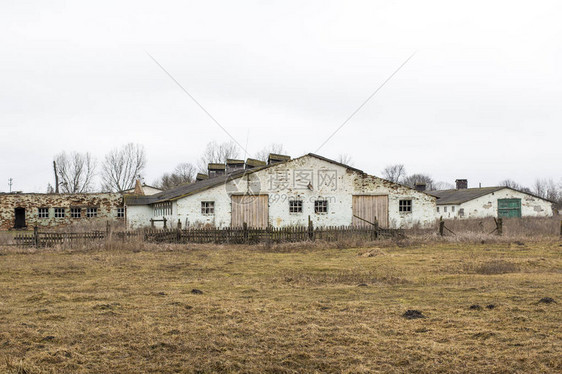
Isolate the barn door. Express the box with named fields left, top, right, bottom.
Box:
left=498, top=198, right=521, bottom=218
left=352, top=195, right=389, bottom=228
left=231, top=195, right=269, bottom=228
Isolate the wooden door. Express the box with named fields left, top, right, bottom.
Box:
left=231, top=195, right=269, bottom=228
left=352, top=195, right=389, bottom=228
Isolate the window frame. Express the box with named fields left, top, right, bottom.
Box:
left=54, top=207, right=65, bottom=218
left=289, top=199, right=303, bottom=214
left=117, top=207, right=125, bottom=218
left=314, top=199, right=328, bottom=214
left=38, top=207, right=49, bottom=218
left=201, top=201, right=215, bottom=215
left=70, top=207, right=82, bottom=218
left=86, top=207, right=98, bottom=218
left=399, top=199, right=412, bottom=213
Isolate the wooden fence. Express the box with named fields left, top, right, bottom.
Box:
left=12, top=225, right=404, bottom=248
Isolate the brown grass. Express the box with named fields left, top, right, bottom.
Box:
left=0, top=238, right=560, bottom=373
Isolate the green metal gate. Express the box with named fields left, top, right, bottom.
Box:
left=498, top=198, right=521, bottom=218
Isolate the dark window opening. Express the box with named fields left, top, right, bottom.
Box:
left=86, top=207, right=98, bottom=218
left=289, top=200, right=303, bottom=213
left=71, top=207, right=81, bottom=218
left=38, top=208, right=49, bottom=218
left=399, top=200, right=412, bottom=212
left=314, top=200, right=328, bottom=214
left=201, top=201, right=215, bottom=215
left=54, top=208, right=65, bottom=218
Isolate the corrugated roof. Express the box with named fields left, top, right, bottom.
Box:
left=427, top=187, right=506, bottom=204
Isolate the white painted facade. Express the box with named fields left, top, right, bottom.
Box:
left=436, top=188, right=554, bottom=219
left=126, top=155, right=438, bottom=229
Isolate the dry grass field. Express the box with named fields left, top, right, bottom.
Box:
left=0, top=238, right=560, bottom=373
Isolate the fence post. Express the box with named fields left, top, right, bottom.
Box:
left=559, top=220, right=562, bottom=237
left=163, top=217, right=167, bottom=229
left=150, top=218, right=154, bottom=228
left=374, top=217, right=379, bottom=240
left=439, top=216, right=444, bottom=236
left=497, top=217, right=503, bottom=236
left=33, top=226, right=39, bottom=248
left=177, top=219, right=182, bottom=230
left=243, top=222, right=248, bottom=244
left=308, top=215, right=314, bottom=241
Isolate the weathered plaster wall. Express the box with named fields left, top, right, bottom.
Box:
left=126, top=204, right=155, bottom=229
left=436, top=204, right=460, bottom=219
left=0, top=193, right=124, bottom=230
left=135, top=155, right=438, bottom=229
left=436, top=188, right=554, bottom=219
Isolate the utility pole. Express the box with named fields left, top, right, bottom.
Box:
left=53, top=160, right=59, bottom=193
left=8, top=178, right=13, bottom=192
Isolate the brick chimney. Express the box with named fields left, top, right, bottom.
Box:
left=414, top=182, right=426, bottom=192
left=455, top=179, right=468, bottom=189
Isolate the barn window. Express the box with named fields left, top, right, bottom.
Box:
left=201, top=201, right=215, bottom=215
left=289, top=200, right=303, bottom=213
left=38, top=208, right=49, bottom=218
left=117, top=207, right=125, bottom=218
left=452, top=206, right=455, bottom=212
left=436, top=206, right=440, bottom=213
left=459, top=208, right=465, bottom=217
left=444, top=206, right=447, bottom=212
left=54, top=208, right=65, bottom=218
left=71, top=207, right=81, bottom=218
left=399, top=200, right=412, bottom=212
left=314, top=200, right=328, bottom=214
left=87, top=207, right=98, bottom=218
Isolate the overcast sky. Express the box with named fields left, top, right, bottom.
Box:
left=1, top=0, right=561, bottom=192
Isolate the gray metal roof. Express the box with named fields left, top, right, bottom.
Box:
left=426, top=187, right=504, bottom=205
left=428, top=186, right=555, bottom=205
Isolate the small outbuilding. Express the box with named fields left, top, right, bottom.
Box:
left=428, top=179, right=554, bottom=219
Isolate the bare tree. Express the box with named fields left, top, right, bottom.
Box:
left=53, top=151, right=97, bottom=193
left=156, top=163, right=197, bottom=190
left=382, top=164, right=406, bottom=183
left=499, top=179, right=532, bottom=193
left=254, top=143, right=286, bottom=162
left=337, top=153, right=354, bottom=166
left=101, top=143, right=146, bottom=192
left=533, top=178, right=560, bottom=202
left=197, top=141, right=241, bottom=172
left=403, top=174, right=435, bottom=190
left=499, top=179, right=522, bottom=189
left=433, top=181, right=455, bottom=190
